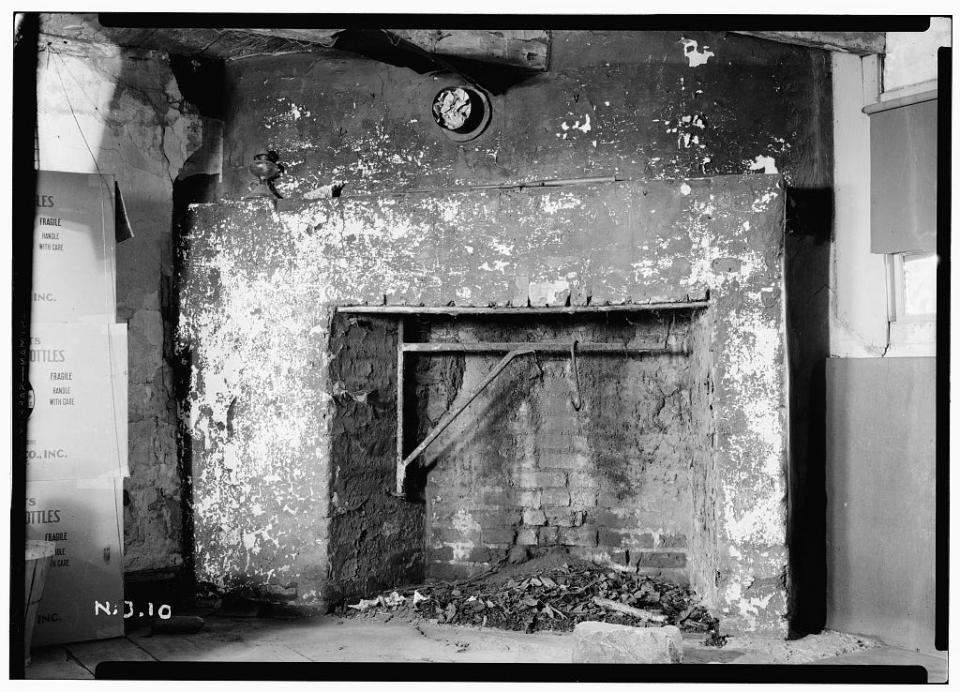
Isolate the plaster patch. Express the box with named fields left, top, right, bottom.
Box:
left=452, top=508, right=482, bottom=534
left=723, top=575, right=777, bottom=629
left=679, top=38, right=715, bottom=67
left=748, top=155, right=779, bottom=175
left=541, top=192, right=583, bottom=214
left=559, top=113, right=592, bottom=137
left=448, top=541, right=474, bottom=561
left=529, top=279, right=570, bottom=306
left=480, top=260, right=510, bottom=272
left=722, top=473, right=784, bottom=545
left=751, top=191, right=779, bottom=212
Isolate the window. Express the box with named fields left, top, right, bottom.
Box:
left=885, top=251, right=937, bottom=354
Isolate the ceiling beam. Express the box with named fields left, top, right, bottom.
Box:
left=39, top=13, right=342, bottom=59
left=237, top=28, right=343, bottom=47
left=732, top=31, right=886, bottom=55
left=384, top=30, right=549, bottom=71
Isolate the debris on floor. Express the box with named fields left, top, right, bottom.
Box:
left=337, top=553, right=723, bottom=642
left=726, top=630, right=882, bottom=664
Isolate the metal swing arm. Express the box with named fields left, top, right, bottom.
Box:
left=393, top=326, right=686, bottom=496
left=395, top=346, right=535, bottom=495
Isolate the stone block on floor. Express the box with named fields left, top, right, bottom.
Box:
left=571, top=622, right=683, bottom=664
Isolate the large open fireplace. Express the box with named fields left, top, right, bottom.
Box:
left=180, top=175, right=788, bottom=633
left=379, top=308, right=707, bottom=581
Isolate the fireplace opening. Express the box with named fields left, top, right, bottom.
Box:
left=326, top=304, right=716, bottom=605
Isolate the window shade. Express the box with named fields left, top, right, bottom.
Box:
left=869, top=98, right=938, bottom=254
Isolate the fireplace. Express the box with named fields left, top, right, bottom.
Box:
left=322, top=303, right=714, bottom=603
left=181, top=175, right=788, bottom=633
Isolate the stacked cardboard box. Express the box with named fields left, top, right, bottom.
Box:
left=26, top=171, right=128, bottom=645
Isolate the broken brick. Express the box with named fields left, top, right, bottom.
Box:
left=657, top=534, right=688, bottom=549
left=572, top=622, right=683, bottom=664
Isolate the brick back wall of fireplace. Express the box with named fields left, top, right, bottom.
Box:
left=415, top=312, right=712, bottom=583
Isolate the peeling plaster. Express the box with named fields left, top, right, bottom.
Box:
left=558, top=113, right=593, bottom=139
left=679, top=38, right=716, bottom=67
left=748, top=155, right=779, bottom=175
left=529, top=279, right=571, bottom=305
left=723, top=578, right=777, bottom=630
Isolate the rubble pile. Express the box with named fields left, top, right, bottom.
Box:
left=338, top=556, right=725, bottom=645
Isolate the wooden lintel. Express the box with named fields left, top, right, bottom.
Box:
left=385, top=29, right=549, bottom=71
left=337, top=301, right=709, bottom=316
left=732, top=31, right=886, bottom=56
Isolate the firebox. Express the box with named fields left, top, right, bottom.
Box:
left=335, top=303, right=712, bottom=591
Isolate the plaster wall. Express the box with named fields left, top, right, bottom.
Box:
left=882, top=18, right=951, bottom=96
left=34, top=29, right=213, bottom=573
left=830, top=52, right=889, bottom=358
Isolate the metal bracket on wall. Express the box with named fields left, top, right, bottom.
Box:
left=569, top=340, right=582, bottom=411
left=392, top=331, right=689, bottom=497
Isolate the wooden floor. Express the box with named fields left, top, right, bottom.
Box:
left=24, top=613, right=948, bottom=682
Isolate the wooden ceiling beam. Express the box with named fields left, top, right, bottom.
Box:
left=37, top=14, right=342, bottom=59
left=384, top=29, right=550, bottom=71
left=235, top=28, right=343, bottom=47
left=732, top=31, right=886, bottom=55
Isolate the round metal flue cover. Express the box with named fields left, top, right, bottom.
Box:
left=431, top=85, right=492, bottom=142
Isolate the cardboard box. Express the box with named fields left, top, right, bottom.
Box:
left=26, top=477, right=125, bottom=646
left=26, top=322, right=128, bottom=481
left=32, top=171, right=117, bottom=323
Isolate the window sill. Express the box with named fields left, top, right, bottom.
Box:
left=886, top=320, right=936, bottom=358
